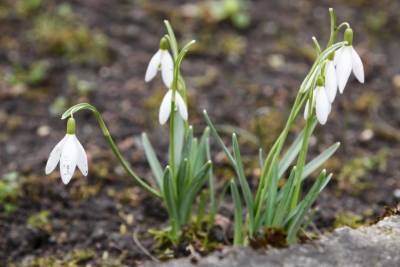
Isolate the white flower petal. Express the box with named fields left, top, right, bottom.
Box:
left=159, top=90, right=173, bottom=125
left=336, top=46, right=352, bottom=94
left=161, top=51, right=174, bottom=88
left=325, top=60, right=338, bottom=103
left=333, top=47, right=343, bottom=66
left=175, top=91, right=188, bottom=121
left=73, top=135, right=88, bottom=176
left=45, top=135, right=67, bottom=175
left=315, top=87, right=331, bottom=125
left=351, top=47, right=364, bottom=84
left=60, top=135, right=78, bottom=184
left=145, top=50, right=162, bottom=82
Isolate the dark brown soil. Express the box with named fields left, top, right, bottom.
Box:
left=1, top=0, right=399, bottom=265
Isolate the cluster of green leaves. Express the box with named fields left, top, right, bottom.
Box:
left=205, top=113, right=339, bottom=244
left=202, top=9, right=349, bottom=245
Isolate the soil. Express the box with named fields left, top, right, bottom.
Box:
left=0, top=0, right=399, bottom=266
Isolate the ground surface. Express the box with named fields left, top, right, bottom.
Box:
left=0, top=0, right=399, bottom=266
left=145, top=215, right=400, bottom=267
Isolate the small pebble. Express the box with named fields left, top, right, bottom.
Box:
left=360, top=129, right=374, bottom=141
left=393, top=189, right=400, bottom=199
left=37, top=125, right=51, bottom=137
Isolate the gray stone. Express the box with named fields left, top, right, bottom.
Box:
left=143, top=216, right=400, bottom=267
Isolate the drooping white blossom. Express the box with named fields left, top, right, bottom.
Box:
left=159, top=90, right=188, bottom=125
left=45, top=119, right=88, bottom=184
left=304, top=86, right=331, bottom=125
left=334, top=28, right=364, bottom=94
left=145, top=48, right=174, bottom=88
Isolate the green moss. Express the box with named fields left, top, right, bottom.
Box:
left=27, top=210, right=52, bottom=232
left=337, top=149, right=388, bottom=195
left=31, top=3, right=109, bottom=64
left=334, top=211, right=363, bottom=229
left=15, top=0, right=44, bottom=17
left=5, top=61, right=49, bottom=87
left=0, top=172, right=21, bottom=214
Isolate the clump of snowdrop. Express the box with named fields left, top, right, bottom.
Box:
left=48, top=21, right=213, bottom=245
left=45, top=117, right=88, bottom=184
left=204, top=8, right=365, bottom=246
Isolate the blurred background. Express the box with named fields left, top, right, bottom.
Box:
left=0, top=0, right=399, bottom=265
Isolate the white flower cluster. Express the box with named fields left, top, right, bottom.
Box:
left=145, top=37, right=188, bottom=125
left=304, top=28, right=364, bottom=125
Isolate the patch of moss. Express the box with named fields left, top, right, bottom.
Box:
left=27, top=210, right=52, bottom=232
left=334, top=211, right=364, bottom=229
left=31, top=3, right=109, bottom=64
left=0, top=172, right=21, bottom=214
left=5, top=60, right=49, bottom=87
left=337, top=149, right=388, bottom=195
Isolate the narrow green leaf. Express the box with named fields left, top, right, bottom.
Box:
left=180, top=161, right=212, bottom=223
left=302, top=142, right=340, bottom=180
left=272, top=167, right=297, bottom=226
left=286, top=170, right=332, bottom=243
left=232, top=134, right=254, bottom=219
left=193, top=127, right=210, bottom=174
left=230, top=180, right=243, bottom=246
left=203, top=110, right=235, bottom=165
left=176, top=158, right=189, bottom=202
left=141, top=133, right=163, bottom=190
left=278, top=119, right=317, bottom=178
left=264, top=164, right=279, bottom=227
left=162, top=167, right=180, bottom=229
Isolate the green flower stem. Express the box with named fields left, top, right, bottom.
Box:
left=64, top=104, right=161, bottom=198
left=290, top=113, right=315, bottom=210
left=255, top=92, right=305, bottom=213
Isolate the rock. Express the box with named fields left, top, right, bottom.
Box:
left=144, top=216, right=400, bottom=267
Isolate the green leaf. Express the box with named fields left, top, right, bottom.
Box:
left=192, top=127, right=210, bottom=174
left=180, top=161, right=212, bottom=223
left=286, top=170, right=332, bottom=243
left=232, top=134, right=254, bottom=217
left=176, top=158, right=189, bottom=202
left=302, top=142, right=340, bottom=180
left=272, top=167, right=297, bottom=226
left=163, top=20, right=178, bottom=59
left=162, top=167, right=180, bottom=229
left=203, top=110, right=235, bottom=165
left=142, top=133, right=163, bottom=190
left=278, top=119, right=317, bottom=178
left=264, top=164, right=279, bottom=227
left=230, top=180, right=243, bottom=246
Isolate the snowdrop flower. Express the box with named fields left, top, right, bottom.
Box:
left=45, top=118, right=88, bottom=184
left=159, top=89, right=188, bottom=125
left=145, top=37, right=174, bottom=88
left=304, top=79, right=331, bottom=125
left=334, top=28, right=364, bottom=94
left=324, top=58, right=337, bottom=103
